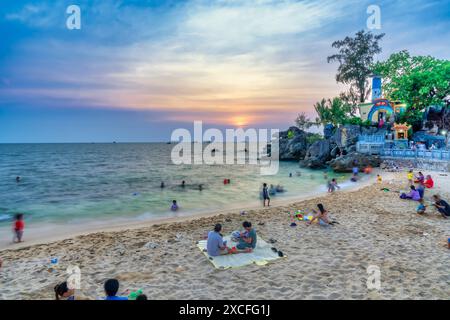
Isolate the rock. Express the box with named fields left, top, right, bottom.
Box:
left=323, top=124, right=335, bottom=139
left=330, top=146, right=339, bottom=158
left=277, top=127, right=309, bottom=160
left=300, top=139, right=331, bottom=169
left=333, top=125, right=361, bottom=148
left=144, top=242, right=158, bottom=249
left=175, top=266, right=185, bottom=272
left=329, top=152, right=382, bottom=173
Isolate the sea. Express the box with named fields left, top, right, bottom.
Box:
left=0, top=143, right=350, bottom=231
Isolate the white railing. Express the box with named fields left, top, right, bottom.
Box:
left=380, top=149, right=450, bottom=161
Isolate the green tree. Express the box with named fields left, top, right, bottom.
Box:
left=314, top=97, right=353, bottom=127
left=328, top=30, right=385, bottom=103
left=295, top=112, right=314, bottom=131
left=373, top=50, right=450, bottom=111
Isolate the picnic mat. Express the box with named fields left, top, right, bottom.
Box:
left=197, top=235, right=284, bottom=269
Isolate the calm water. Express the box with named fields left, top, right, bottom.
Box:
left=0, top=143, right=349, bottom=228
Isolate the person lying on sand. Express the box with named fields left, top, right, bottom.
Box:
left=432, top=195, right=450, bottom=219
left=206, top=224, right=230, bottom=256
left=235, top=221, right=257, bottom=253
left=306, top=204, right=338, bottom=226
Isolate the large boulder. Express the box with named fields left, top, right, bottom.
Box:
left=333, top=125, right=361, bottom=149
left=278, top=127, right=309, bottom=160
left=323, top=124, right=335, bottom=139
left=329, top=152, right=382, bottom=173
left=300, top=139, right=332, bottom=169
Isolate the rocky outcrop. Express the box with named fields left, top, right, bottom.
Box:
left=299, top=139, right=332, bottom=169
left=278, top=124, right=386, bottom=172
left=329, top=152, right=382, bottom=173
left=277, top=127, right=310, bottom=160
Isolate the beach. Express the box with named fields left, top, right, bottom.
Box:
left=0, top=171, right=449, bottom=300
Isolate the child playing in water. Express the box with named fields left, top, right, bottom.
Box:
left=327, top=179, right=340, bottom=193
left=171, top=200, right=179, bottom=211
left=13, top=213, right=24, bottom=243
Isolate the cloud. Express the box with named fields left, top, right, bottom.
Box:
left=1, top=0, right=449, bottom=129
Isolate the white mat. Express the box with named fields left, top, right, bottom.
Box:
left=197, top=235, right=284, bottom=269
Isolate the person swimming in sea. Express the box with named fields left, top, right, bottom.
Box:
left=171, top=200, right=179, bottom=211
left=269, top=184, right=276, bottom=196
left=160, top=181, right=165, bottom=189
left=16, top=176, right=21, bottom=183
left=198, top=184, right=203, bottom=191
left=181, top=181, right=186, bottom=188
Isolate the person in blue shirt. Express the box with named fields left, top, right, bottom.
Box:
left=206, top=224, right=229, bottom=256
left=416, top=198, right=426, bottom=215
left=104, top=279, right=128, bottom=300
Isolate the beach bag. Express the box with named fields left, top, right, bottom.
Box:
left=400, top=193, right=407, bottom=199
left=231, top=231, right=241, bottom=239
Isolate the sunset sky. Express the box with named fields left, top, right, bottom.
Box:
left=1, top=0, right=449, bottom=142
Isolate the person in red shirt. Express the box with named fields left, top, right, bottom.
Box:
left=424, top=175, right=434, bottom=189
left=13, top=213, right=25, bottom=243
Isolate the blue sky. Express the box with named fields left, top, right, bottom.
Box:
left=0, top=0, right=449, bottom=142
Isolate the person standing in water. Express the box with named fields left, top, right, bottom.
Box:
left=262, top=183, right=270, bottom=207
left=160, top=181, right=165, bottom=189
left=171, top=200, right=179, bottom=211
left=181, top=181, right=186, bottom=188
left=13, top=214, right=25, bottom=243
left=16, top=176, right=21, bottom=183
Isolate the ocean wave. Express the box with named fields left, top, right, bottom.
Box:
left=0, top=214, right=11, bottom=222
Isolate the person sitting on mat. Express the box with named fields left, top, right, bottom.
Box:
left=235, top=221, right=257, bottom=253
left=206, top=224, right=229, bottom=256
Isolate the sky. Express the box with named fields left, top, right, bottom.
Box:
left=0, top=0, right=449, bottom=143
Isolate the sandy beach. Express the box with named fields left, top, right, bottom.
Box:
left=0, top=171, right=449, bottom=300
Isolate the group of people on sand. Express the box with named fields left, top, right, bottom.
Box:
left=400, top=170, right=449, bottom=219
left=53, top=278, right=147, bottom=301
left=206, top=221, right=257, bottom=256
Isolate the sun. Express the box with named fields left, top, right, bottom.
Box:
left=232, top=116, right=249, bottom=127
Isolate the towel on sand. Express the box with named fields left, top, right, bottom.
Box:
left=197, top=235, right=284, bottom=269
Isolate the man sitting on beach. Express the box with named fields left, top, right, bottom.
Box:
left=206, top=224, right=229, bottom=256
left=236, top=221, right=257, bottom=253
left=432, top=195, right=450, bottom=219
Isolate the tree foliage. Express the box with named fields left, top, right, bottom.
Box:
left=328, top=30, right=385, bottom=103
left=372, top=50, right=450, bottom=111
left=314, top=97, right=353, bottom=127
left=295, top=112, right=315, bottom=131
